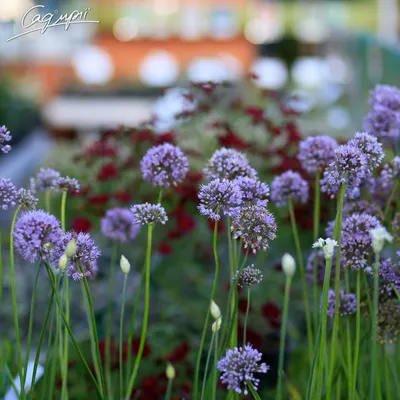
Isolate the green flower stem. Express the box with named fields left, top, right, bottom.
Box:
left=164, top=378, right=173, bottom=400
left=326, top=182, right=346, bottom=400
left=382, top=346, right=390, bottom=399
left=212, top=330, right=218, bottom=400
left=369, top=252, right=380, bottom=400
left=119, top=273, right=128, bottom=397
left=243, top=288, right=251, bottom=345
left=45, top=190, right=51, bottom=213
left=313, top=170, right=321, bottom=334
left=61, top=191, right=67, bottom=231
left=0, top=232, right=3, bottom=303
left=125, top=223, right=154, bottom=398
left=276, top=273, right=292, bottom=400
left=352, top=270, right=361, bottom=399
left=344, top=270, right=353, bottom=399
left=200, top=332, right=215, bottom=400
left=5, top=364, right=20, bottom=397
left=227, top=218, right=237, bottom=349
left=383, top=180, right=398, bottom=221
left=9, top=205, right=24, bottom=397
left=248, top=381, right=262, bottom=400
left=22, top=264, right=41, bottom=393
left=105, top=243, right=118, bottom=399
left=43, top=262, right=104, bottom=399
left=192, top=220, right=219, bottom=400
left=288, top=199, right=313, bottom=363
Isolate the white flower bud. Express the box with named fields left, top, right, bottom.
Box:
left=313, top=238, right=338, bottom=260
left=120, top=255, right=131, bottom=274
left=65, top=239, right=77, bottom=258
left=370, top=227, right=393, bottom=254
left=166, top=363, right=175, bottom=380
left=282, top=253, right=296, bottom=277
left=212, top=317, right=222, bottom=332
left=210, top=300, right=221, bottom=320
left=58, top=253, right=68, bottom=271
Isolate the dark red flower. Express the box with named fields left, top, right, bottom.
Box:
left=166, top=342, right=190, bottom=363
left=97, top=163, right=118, bottom=181
left=238, top=298, right=252, bottom=314
left=122, top=338, right=151, bottom=363
left=238, top=323, right=263, bottom=348
left=88, top=194, right=110, bottom=206
left=113, top=190, right=132, bottom=203
left=177, top=213, right=196, bottom=234
left=157, top=132, right=175, bottom=144
left=245, top=106, right=264, bottom=124
left=261, top=301, right=281, bottom=329
left=219, top=130, right=249, bottom=150
left=285, top=122, right=302, bottom=143
left=98, top=337, right=118, bottom=364
left=158, top=241, right=173, bottom=255
left=207, top=219, right=224, bottom=234
left=72, top=217, right=92, bottom=233
left=84, top=142, right=117, bottom=158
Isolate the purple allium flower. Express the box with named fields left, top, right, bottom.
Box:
left=369, top=84, right=400, bottom=113
left=343, top=200, right=384, bottom=222
left=393, top=212, right=400, bottom=243
left=101, top=207, right=140, bottom=243
left=348, top=132, right=384, bottom=172
left=198, top=178, right=243, bottom=221
left=30, top=168, right=61, bottom=193
left=340, top=213, right=382, bottom=270
left=17, top=188, right=38, bottom=210
left=57, top=176, right=80, bottom=193
left=217, top=344, right=269, bottom=395
left=203, top=148, right=257, bottom=181
left=363, top=105, right=399, bottom=140
left=13, top=210, right=63, bottom=263
left=270, top=170, right=309, bottom=207
left=130, top=203, right=168, bottom=225
left=233, top=265, right=263, bottom=287
left=378, top=258, right=400, bottom=293
left=326, top=289, right=357, bottom=317
left=231, top=205, right=277, bottom=253
left=234, top=176, right=269, bottom=207
left=0, top=177, right=18, bottom=210
left=140, top=143, right=189, bottom=188
left=0, top=125, right=12, bottom=154
left=52, top=231, right=101, bottom=280
left=297, top=135, right=337, bottom=175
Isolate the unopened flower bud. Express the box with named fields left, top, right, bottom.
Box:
left=65, top=239, right=77, bottom=258
left=370, top=227, right=393, bottom=254
left=166, top=363, right=175, bottom=380
left=212, top=317, right=222, bottom=332
left=313, top=238, right=338, bottom=260
left=58, top=253, right=68, bottom=271
left=282, top=253, right=296, bottom=277
left=210, top=300, right=221, bottom=320
left=120, top=255, right=131, bottom=274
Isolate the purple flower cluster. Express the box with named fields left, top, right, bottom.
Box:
left=231, top=205, right=277, bottom=253
left=234, top=176, right=269, bottom=207
left=297, top=135, right=337, bottom=175
left=0, top=125, right=12, bottom=154
left=30, top=168, right=61, bottom=193
left=140, top=143, right=189, bottom=188
left=57, top=176, right=80, bottom=193
left=0, top=177, right=18, bottom=210
left=326, top=289, right=357, bottom=317
left=52, top=231, right=101, bottom=280
left=13, top=210, right=63, bottom=263
left=343, top=200, right=384, bottom=222
left=234, top=265, right=263, bottom=287
left=271, top=170, right=309, bottom=207
left=198, top=178, right=243, bottom=221
left=217, top=344, right=269, bottom=395
left=203, top=148, right=257, bottom=181
left=348, top=132, right=384, bottom=172
left=17, top=188, right=38, bottom=210
left=379, top=258, right=400, bottom=293
left=369, top=84, right=400, bottom=112
left=393, top=212, right=400, bottom=243
left=101, top=207, right=140, bottom=243
left=131, top=203, right=168, bottom=225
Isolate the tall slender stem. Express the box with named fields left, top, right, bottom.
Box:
left=192, top=220, right=219, bottom=400
left=125, top=223, right=154, bottom=398
left=248, top=381, right=262, bottom=400
left=383, top=180, right=398, bottom=221
left=276, top=274, right=292, bottom=400
left=352, top=270, right=361, bottom=398
left=200, top=333, right=215, bottom=400
left=45, top=190, right=51, bottom=213
left=288, top=199, right=313, bottom=362
left=369, top=252, right=380, bottom=399
left=313, top=171, right=321, bottom=334
left=326, top=182, right=346, bottom=399
left=212, top=330, right=218, bottom=400
left=119, top=273, right=128, bottom=397
left=61, top=191, right=67, bottom=231
left=227, top=218, right=237, bottom=348
left=243, top=288, right=251, bottom=345
left=164, top=378, right=173, bottom=400
left=0, top=232, right=3, bottom=303
left=344, top=270, right=353, bottom=399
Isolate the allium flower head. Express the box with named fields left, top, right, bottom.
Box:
left=348, top=132, right=384, bottom=172
left=30, top=168, right=61, bottom=193
left=326, top=289, right=357, bottom=317
left=363, top=105, right=399, bottom=140
left=0, top=125, right=12, bottom=154
left=312, top=238, right=338, bottom=260
left=203, top=148, right=257, bottom=181
left=101, top=207, right=140, bottom=243
left=140, top=143, right=189, bottom=188
left=379, top=258, right=400, bottom=293
left=57, top=176, right=80, bottom=193
left=271, top=170, right=309, bottom=207
left=217, top=344, right=269, bottom=395
left=297, top=135, right=337, bottom=175
left=234, top=265, right=263, bottom=287
left=231, top=205, right=277, bottom=253
left=131, top=203, right=168, bottom=225
left=13, top=210, right=63, bottom=263
left=343, top=200, right=384, bottom=222
left=52, top=231, right=101, bottom=280
left=234, top=176, right=269, bottom=207
left=198, top=178, right=243, bottom=221
left=393, top=212, right=400, bottom=243
left=17, top=188, right=38, bottom=210
left=0, top=177, right=17, bottom=210
left=369, top=84, right=400, bottom=113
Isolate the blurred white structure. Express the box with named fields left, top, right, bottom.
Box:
left=250, top=58, right=288, bottom=90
